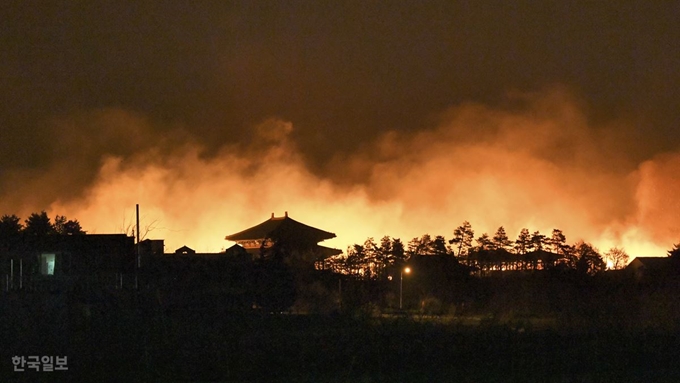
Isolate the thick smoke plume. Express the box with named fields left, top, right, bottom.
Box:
left=5, top=89, right=678, bottom=256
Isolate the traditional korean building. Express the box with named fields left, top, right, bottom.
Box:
left=224, top=212, right=341, bottom=266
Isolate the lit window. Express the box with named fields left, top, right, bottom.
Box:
left=40, top=253, right=56, bottom=275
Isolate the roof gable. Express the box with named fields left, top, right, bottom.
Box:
left=225, top=213, right=336, bottom=243
left=175, top=245, right=196, bottom=255
left=628, top=256, right=671, bottom=270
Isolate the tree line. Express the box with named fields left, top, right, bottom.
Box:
left=331, top=221, right=636, bottom=278
left=0, top=211, right=85, bottom=253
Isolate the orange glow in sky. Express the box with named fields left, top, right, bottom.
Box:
left=43, top=91, right=679, bottom=258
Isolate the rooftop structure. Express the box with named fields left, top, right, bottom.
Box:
left=626, top=256, right=679, bottom=280
left=225, top=212, right=341, bottom=262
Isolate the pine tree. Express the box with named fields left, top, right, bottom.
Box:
left=492, top=226, right=512, bottom=251
left=449, top=221, right=474, bottom=256
left=476, top=233, right=493, bottom=251
left=514, top=228, right=531, bottom=255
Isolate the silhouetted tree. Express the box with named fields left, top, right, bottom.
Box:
left=431, top=235, right=450, bottom=256
left=22, top=211, right=57, bottom=251
left=476, top=233, right=493, bottom=251
left=391, top=238, right=406, bottom=265
left=514, top=228, right=531, bottom=255
left=449, top=221, right=474, bottom=257
left=550, top=229, right=567, bottom=253
left=668, top=243, right=680, bottom=259
left=340, top=236, right=409, bottom=279
left=345, top=244, right=366, bottom=276
left=556, top=245, right=577, bottom=269
left=24, top=211, right=56, bottom=238
left=0, top=215, right=23, bottom=264
left=546, top=229, right=572, bottom=268
left=54, top=215, right=86, bottom=235
left=604, top=247, right=629, bottom=269
left=0, top=215, right=22, bottom=234
left=407, top=235, right=433, bottom=258
left=376, top=236, right=392, bottom=277
left=528, top=231, right=548, bottom=252
left=574, top=241, right=606, bottom=275
left=119, top=214, right=159, bottom=241
left=362, top=237, right=379, bottom=278
left=492, top=226, right=512, bottom=251
left=364, top=236, right=400, bottom=279
left=407, top=237, right=420, bottom=258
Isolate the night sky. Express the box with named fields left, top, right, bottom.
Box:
left=2, top=2, right=679, bottom=254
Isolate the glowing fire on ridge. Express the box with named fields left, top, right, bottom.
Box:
left=39, top=92, right=680, bottom=258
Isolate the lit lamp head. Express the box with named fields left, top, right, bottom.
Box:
left=404, top=267, right=411, bottom=274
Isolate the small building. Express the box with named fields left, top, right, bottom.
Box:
left=174, top=245, right=196, bottom=255
left=35, top=234, right=135, bottom=277
left=224, top=212, right=341, bottom=267
left=168, top=244, right=250, bottom=261
left=1, top=234, right=136, bottom=291
left=626, top=257, right=678, bottom=281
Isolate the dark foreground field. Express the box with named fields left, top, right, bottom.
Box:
left=2, top=291, right=680, bottom=382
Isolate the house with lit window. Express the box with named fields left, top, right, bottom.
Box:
left=2, top=234, right=136, bottom=291
left=41, top=234, right=135, bottom=276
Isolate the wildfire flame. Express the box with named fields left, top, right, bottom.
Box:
left=12, top=89, right=678, bottom=257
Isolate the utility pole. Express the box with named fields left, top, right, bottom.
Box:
left=399, top=267, right=411, bottom=310
left=135, top=204, right=140, bottom=290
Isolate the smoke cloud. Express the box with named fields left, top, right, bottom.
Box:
left=4, top=88, right=678, bottom=257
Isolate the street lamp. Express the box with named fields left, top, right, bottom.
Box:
left=400, top=267, right=411, bottom=310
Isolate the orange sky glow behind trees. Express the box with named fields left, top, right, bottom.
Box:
left=38, top=88, right=678, bottom=258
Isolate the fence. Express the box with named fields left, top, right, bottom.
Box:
left=2, top=272, right=140, bottom=293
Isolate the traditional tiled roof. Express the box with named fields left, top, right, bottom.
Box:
left=224, top=213, right=336, bottom=243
